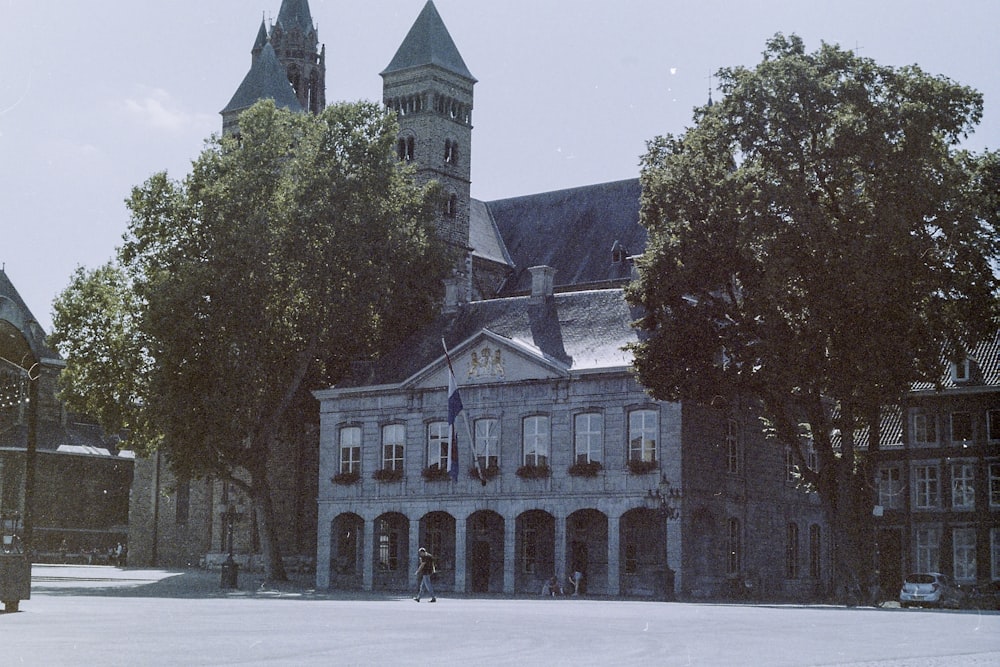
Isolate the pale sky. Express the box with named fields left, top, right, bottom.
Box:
left=3, top=0, right=998, bottom=333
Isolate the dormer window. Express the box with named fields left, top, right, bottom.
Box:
left=951, top=358, right=971, bottom=383
left=611, top=240, right=626, bottom=264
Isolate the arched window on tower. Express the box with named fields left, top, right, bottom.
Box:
left=444, top=139, right=458, bottom=165
left=446, top=194, right=458, bottom=218
left=397, top=136, right=415, bottom=162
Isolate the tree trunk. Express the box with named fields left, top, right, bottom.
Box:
left=251, top=468, right=288, bottom=582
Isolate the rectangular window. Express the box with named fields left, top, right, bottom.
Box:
left=951, top=463, right=975, bottom=510
left=381, top=424, right=405, bottom=471
left=725, top=419, right=740, bottom=474
left=877, top=467, right=904, bottom=510
left=913, top=412, right=937, bottom=445
left=988, top=410, right=1000, bottom=442
left=951, top=412, right=973, bottom=443
left=993, top=528, right=1000, bottom=580
left=914, top=465, right=940, bottom=509
left=339, top=426, right=361, bottom=474
left=628, top=409, right=657, bottom=463
left=727, top=518, right=741, bottom=576
left=574, top=413, right=603, bottom=464
left=474, top=418, right=499, bottom=469
left=952, top=359, right=970, bottom=382
left=990, top=463, right=1000, bottom=508
left=175, top=478, right=190, bottom=525
left=785, top=447, right=797, bottom=482
left=809, top=525, right=822, bottom=579
left=522, top=416, right=549, bottom=467
left=953, top=527, right=977, bottom=582
left=915, top=526, right=941, bottom=573
left=786, top=523, right=800, bottom=579
left=426, top=421, right=450, bottom=471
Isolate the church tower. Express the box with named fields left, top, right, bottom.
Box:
left=270, top=0, right=326, bottom=114
left=381, top=1, right=476, bottom=294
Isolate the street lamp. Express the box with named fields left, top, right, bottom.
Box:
left=646, top=482, right=682, bottom=601
left=220, top=503, right=244, bottom=589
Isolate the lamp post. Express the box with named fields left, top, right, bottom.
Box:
left=220, top=503, right=244, bottom=589
left=646, top=482, right=682, bottom=601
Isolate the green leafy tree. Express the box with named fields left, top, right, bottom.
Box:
left=627, top=34, right=1000, bottom=604
left=50, top=100, right=451, bottom=580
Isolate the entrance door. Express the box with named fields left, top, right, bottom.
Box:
left=470, top=540, right=490, bottom=593
left=878, top=529, right=903, bottom=600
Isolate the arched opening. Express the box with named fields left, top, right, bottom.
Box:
left=465, top=510, right=503, bottom=593
left=515, top=509, right=554, bottom=594
left=372, top=511, right=409, bottom=591
left=330, top=512, right=363, bottom=590
left=566, top=508, right=608, bottom=595
left=419, top=511, right=456, bottom=590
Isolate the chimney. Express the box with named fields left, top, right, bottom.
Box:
left=528, top=265, right=556, bottom=303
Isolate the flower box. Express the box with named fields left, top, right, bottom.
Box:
left=568, top=461, right=603, bottom=477
left=627, top=459, right=658, bottom=475
left=372, top=468, right=404, bottom=482
left=332, top=471, right=360, bottom=485
left=516, top=464, right=551, bottom=479
left=421, top=467, right=452, bottom=482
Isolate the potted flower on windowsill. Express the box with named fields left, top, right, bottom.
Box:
left=627, top=459, right=658, bottom=475
left=421, top=466, right=452, bottom=482
left=568, top=461, right=603, bottom=477
left=516, top=464, right=551, bottom=479
left=372, top=468, right=404, bottom=482
left=332, top=471, right=360, bottom=485
left=469, top=463, right=500, bottom=481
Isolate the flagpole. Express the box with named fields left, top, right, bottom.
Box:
left=442, top=339, right=487, bottom=486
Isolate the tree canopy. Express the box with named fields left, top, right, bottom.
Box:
left=627, top=34, right=1000, bottom=603
left=50, top=100, right=451, bottom=579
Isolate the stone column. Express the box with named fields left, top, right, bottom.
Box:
left=315, top=509, right=331, bottom=589
left=362, top=516, right=374, bottom=591
left=454, top=515, right=466, bottom=592
left=503, top=515, right=516, bottom=593
left=409, top=516, right=422, bottom=592
left=607, top=512, right=620, bottom=595
left=554, top=512, right=567, bottom=583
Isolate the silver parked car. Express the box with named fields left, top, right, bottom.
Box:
left=899, top=572, right=967, bottom=609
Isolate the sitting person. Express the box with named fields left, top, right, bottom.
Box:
left=541, top=575, right=564, bottom=596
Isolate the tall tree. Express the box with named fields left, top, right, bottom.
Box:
left=627, top=34, right=1000, bottom=604
left=50, top=100, right=451, bottom=580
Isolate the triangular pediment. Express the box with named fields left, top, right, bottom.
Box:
left=405, top=330, right=569, bottom=391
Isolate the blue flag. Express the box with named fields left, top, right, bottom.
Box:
left=446, top=356, right=463, bottom=481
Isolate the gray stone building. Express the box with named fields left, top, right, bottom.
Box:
left=312, top=1, right=829, bottom=600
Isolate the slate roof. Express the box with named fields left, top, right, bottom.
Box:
left=276, top=0, right=315, bottom=34
left=485, top=179, right=645, bottom=295
left=381, top=1, right=476, bottom=82
left=469, top=199, right=513, bottom=267
left=221, top=42, right=303, bottom=115
left=343, top=289, right=639, bottom=388
left=0, top=268, right=58, bottom=360
left=911, top=330, right=1000, bottom=392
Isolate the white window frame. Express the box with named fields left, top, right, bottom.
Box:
left=726, top=418, right=740, bottom=474
left=877, top=466, right=904, bottom=510
left=951, top=462, right=976, bottom=510
left=988, top=409, right=1000, bottom=443
left=474, top=418, right=500, bottom=469
left=953, top=526, right=977, bottom=582
left=381, top=424, right=405, bottom=472
left=628, top=409, right=658, bottom=463
left=522, top=415, right=550, bottom=467
left=912, top=411, right=937, bottom=446
left=990, top=462, right=1000, bottom=508
left=914, top=464, right=940, bottom=509
left=574, top=412, right=603, bottom=465
left=951, top=358, right=971, bottom=382
left=915, top=526, right=941, bottom=573
left=339, top=426, right=361, bottom=474
left=951, top=411, right=973, bottom=444
left=426, top=421, right=451, bottom=471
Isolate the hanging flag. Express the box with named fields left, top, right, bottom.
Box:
left=444, top=342, right=463, bottom=482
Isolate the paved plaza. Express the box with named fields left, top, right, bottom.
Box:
left=2, top=565, right=999, bottom=666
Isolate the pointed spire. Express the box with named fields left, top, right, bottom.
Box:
left=252, top=14, right=268, bottom=59
left=276, top=0, right=314, bottom=35
left=221, top=42, right=303, bottom=118
left=382, top=1, right=476, bottom=82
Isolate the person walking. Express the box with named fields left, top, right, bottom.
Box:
left=414, top=547, right=436, bottom=602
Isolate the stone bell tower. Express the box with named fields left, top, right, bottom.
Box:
left=381, top=1, right=476, bottom=295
